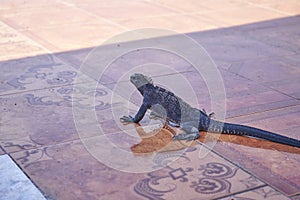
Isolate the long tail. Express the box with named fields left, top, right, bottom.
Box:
left=208, top=120, right=300, bottom=148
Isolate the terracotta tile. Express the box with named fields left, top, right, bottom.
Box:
left=227, top=56, right=300, bottom=83
left=10, top=135, right=265, bottom=199
left=265, top=2, right=300, bottom=15
left=133, top=144, right=265, bottom=199
left=149, top=0, right=248, bottom=13
left=119, top=14, right=219, bottom=33
left=247, top=0, right=300, bottom=15
left=21, top=21, right=125, bottom=51
left=226, top=105, right=300, bottom=138
left=0, top=54, right=79, bottom=95
left=199, top=5, right=287, bottom=27
left=152, top=0, right=213, bottom=13
left=192, top=0, right=250, bottom=11
left=77, top=0, right=177, bottom=21
left=246, top=0, right=299, bottom=4
left=55, top=48, right=91, bottom=69
left=96, top=48, right=195, bottom=85
left=1, top=4, right=96, bottom=30
left=190, top=31, right=295, bottom=65
left=0, top=81, right=135, bottom=153
left=10, top=140, right=143, bottom=200
left=0, top=21, right=46, bottom=60
left=263, top=77, right=300, bottom=100
left=0, top=0, right=60, bottom=10
left=0, top=146, right=5, bottom=155
left=206, top=105, right=300, bottom=195
left=0, top=89, right=76, bottom=153
left=219, top=186, right=290, bottom=200
left=243, top=24, right=300, bottom=57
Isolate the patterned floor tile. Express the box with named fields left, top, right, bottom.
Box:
left=205, top=105, right=300, bottom=196
left=219, top=186, right=290, bottom=200
left=0, top=53, right=80, bottom=96
left=10, top=135, right=266, bottom=200
left=0, top=81, right=141, bottom=153
left=0, top=154, right=46, bottom=200
left=9, top=140, right=143, bottom=200
left=0, top=88, right=77, bottom=153
left=132, top=144, right=265, bottom=200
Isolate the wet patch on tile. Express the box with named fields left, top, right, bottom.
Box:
left=219, top=186, right=290, bottom=200
left=0, top=154, right=46, bottom=200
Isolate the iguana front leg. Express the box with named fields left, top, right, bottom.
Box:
left=120, top=103, right=149, bottom=124
left=173, top=122, right=200, bottom=141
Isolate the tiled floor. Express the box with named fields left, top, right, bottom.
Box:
left=1, top=0, right=300, bottom=199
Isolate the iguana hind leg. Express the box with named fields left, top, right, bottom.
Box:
left=173, top=122, right=200, bottom=141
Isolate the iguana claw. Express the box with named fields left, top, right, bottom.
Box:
left=120, top=115, right=135, bottom=124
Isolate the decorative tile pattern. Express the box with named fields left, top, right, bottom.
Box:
left=133, top=145, right=265, bottom=200
left=10, top=139, right=143, bottom=200
left=208, top=105, right=300, bottom=195
left=0, top=53, right=80, bottom=95
left=1, top=0, right=300, bottom=199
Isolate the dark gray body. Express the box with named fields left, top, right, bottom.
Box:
left=120, top=73, right=300, bottom=148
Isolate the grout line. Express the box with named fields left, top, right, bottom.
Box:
left=213, top=184, right=267, bottom=200
left=226, top=103, right=300, bottom=121
left=195, top=138, right=299, bottom=198
left=195, top=140, right=283, bottom=196
left=58, top=0, right=130, bottom=31
left=244, top=0, right=293, bottom=16
left=0, top=145, right=7, bottom=154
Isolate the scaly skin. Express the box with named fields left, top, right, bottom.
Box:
left=120, top=73, right=300, bottom=148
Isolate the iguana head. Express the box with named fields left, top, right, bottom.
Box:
left=130, top=73, right=153, bottom=88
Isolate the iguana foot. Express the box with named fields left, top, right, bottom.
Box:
left=120, top=115, right=135, bottom=124
left=173, top=132, right=200, bottom=142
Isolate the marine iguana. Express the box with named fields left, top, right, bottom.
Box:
left=120, top=73, right=300, bottom=148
